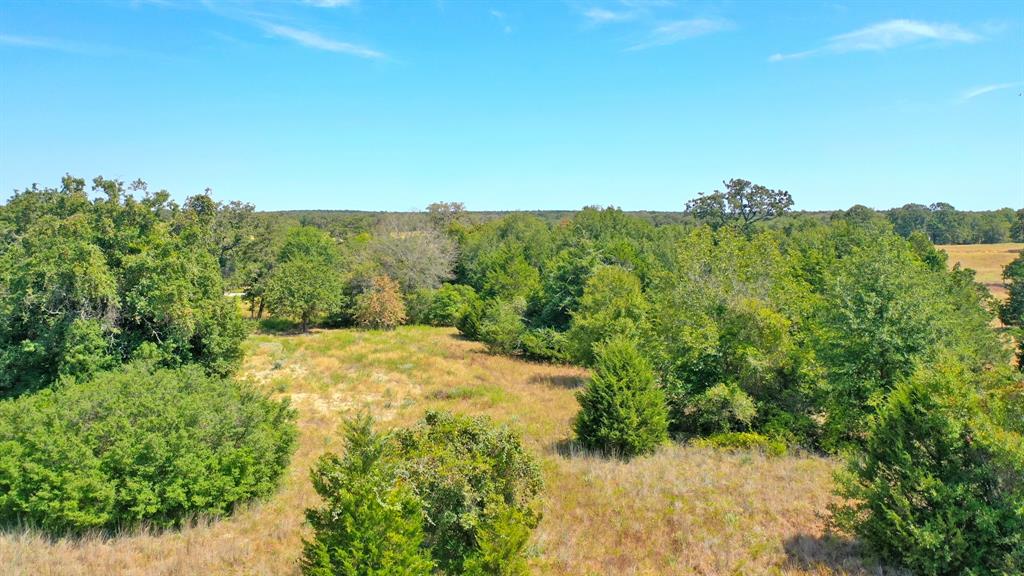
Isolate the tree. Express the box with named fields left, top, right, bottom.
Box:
left=1011, top=209, right=1024, bottom=242
left=831, top=362, right=1024, bottom=575
left=264, top=226, right=344, bottom=331
left=0, top=176, right=248, bottom=396
left=0, top=363, right=297, bottom=533
left=366, top=216, right=457, bottom=293
left=684, top=179, right=793, bottom=231
left=353, top=275, right=407, bottom=330
left=302, top=414, right=433, bottom=576
left=565, top=265, right=648, bottom=365
left=426, top=201, right=466, bottom=232
left=391, top=411, right=543, bottom=575
left=1000, top=252, right=1024, bottom=327
left=574, top=335, right=669, bottom=458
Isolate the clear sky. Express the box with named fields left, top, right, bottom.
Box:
left=1, top=1, right=1021, bottom=212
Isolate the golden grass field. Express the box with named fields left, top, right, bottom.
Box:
left=1, top=327, right=881, bottom=576
left=939, top=242, right=1022, bottom=300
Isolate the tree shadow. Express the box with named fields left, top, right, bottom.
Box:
left=528, top=373, right=585, bottom=389
left=782, top=533, right=898, bottom=575
left=547, top=438, right=639, bottom=462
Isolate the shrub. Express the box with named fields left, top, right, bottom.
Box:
left=478, top=299, right=527, bottom=355
left=683, top=382, right=757, bottom=436
left=302, top=414, right=433, bottom=576
left=455, top=295, right=486, bottom=340
left=391, top=411, right=543, bottom=574
left=565, top=265, right=648, bottom=365
left=463, top=502, right=533, bottom=576
left=408, top=284, right=481, bottom=328
left=265, top=256, right=345, bottom=332
left=831, top=363, right=1024, bottom=575
left=0, top=364, right=297, bottom=534
left=353, top=275, right=407, bottom=330
left=519, top=327, right=569, bottom=362
left=692, top=432, right=786, bottom=456
left=574, top=336, right=669, bottom=458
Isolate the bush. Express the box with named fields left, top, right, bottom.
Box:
left=574, top=336, right=669, bottom=458
left=685, top=382, right=758, bottom=435
left=455, top=295, right=486, bottom=340
left=302, top=414, right=433, bottom=576
left=519, top=327, right=569, bottom=362
left=478, top=299, right=527, bottom=355
left=391, top=411, right=543, bottom=574
left=0, top=364, right=297, bottom=534
left=565, top=265, right=648, bottom=365
left=463, top=502, right=533, bottom=576
left=409, top=284, right=481, bottom=327
left=831, top=363, right=1024, bottom=575
left=353, top=275, right=407, bottom=330
left=692, top=432, right=786, bottom=456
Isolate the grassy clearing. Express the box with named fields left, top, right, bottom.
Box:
left=939, top=242, right=1022, bottom=299
left=0, top=326, right=876, bottom=575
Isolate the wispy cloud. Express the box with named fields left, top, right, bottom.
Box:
left=627, top=18, right=732, bottom=51
left=584, top=8, right=635, bottom=25
left=304, top=0, right=356, bottom=7
left=959, top=81, right=1023, bottom=102
left=261, top=23, right=383, bottom=58
left=770, top=19, right=980, bottom=62
left=0, top=33, right=89, bottom=53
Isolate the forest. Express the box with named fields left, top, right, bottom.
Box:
left=1, top=175, right=1022, bottom=576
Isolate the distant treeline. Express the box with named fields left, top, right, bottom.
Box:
left=266, top=203, right=1022, bottom=245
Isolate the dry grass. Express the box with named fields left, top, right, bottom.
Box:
left=0, top=326, right=877, bottom=575
left=939, top=242, right=1022, bottom=300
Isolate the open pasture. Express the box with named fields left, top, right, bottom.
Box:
left=939, top=242, right=1022, bottom=299
left=0, top=327, right=874, bottom=576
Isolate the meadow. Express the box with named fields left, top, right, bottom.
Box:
left=0, top=326, right=876, bottom=576
left=939, top=242, right=1023, bottom=299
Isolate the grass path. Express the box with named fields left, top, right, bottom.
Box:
left=0, top=327, right=873, bottom=575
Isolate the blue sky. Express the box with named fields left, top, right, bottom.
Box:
left=1, top=1, right=1021, bottom=212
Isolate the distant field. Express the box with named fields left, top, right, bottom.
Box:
left=1, top=327, right=879, bottom=576
left=939, top=242, right=1022, bottom=299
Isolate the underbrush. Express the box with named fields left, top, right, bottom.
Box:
left=0, top=364, right=297, bottom=534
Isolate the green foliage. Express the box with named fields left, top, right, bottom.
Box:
left=462, top=503, right=534, bottom=576
left=565, top=265, right=648, bottom=365
left=692, top=432, right=787, bottom=456
left=353, top=275, right=407, bottom=330
left=1000, top=252, right=1024, bottom=326
left=302, top=414, right=433, bottom=576
left=409, top=284, right=481, bottom=327
left=265, top=227, right=345, bottom=331
left=684, top=179, right=793, bottom=232
left=0, top=177, right=248, bottom=395
left=832, top=362, right=1024, bottom=575
left=0, top=364, right=297, bottom=533
left=391, top=411, right=543, bottom=574
left=478, top=299, right=527, bottom=355
left=684, top=383, right=757, bottom=435
left=574, top=336, right=669, bottom=458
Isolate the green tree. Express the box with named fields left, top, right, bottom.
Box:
left=264, top=227, right=344, bottom=331
left=391, top=411, right=543, bottom=574
left=574, top=336, right=669, bottom=458
left=684, top=178, right=794, bottom=232
left=302, top=414, right=433, bottom=576
left=0, top=176, right=248, bottom=395
left=0, top=363, right=297, bottom=533
left=1000, top=252, right=1024, bottom=327
left=831, top=362, right=1024, bottom=575
left=565, top=265, right=648, bottom=365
